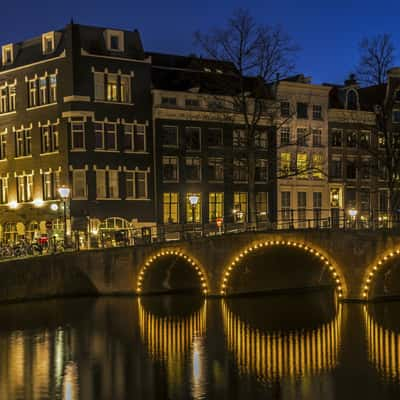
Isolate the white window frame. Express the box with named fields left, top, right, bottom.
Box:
left=72, top=169, right=87, bottom=199
left=70, top=120, right=86, bottom=151
left=0, top=130, right=6, bottom=160
left=125, top=169, right=149, bottom=200
left=2, top=44, right=13, bottom=65
left=105, top=30, right=125, bottom=52
left=0, top=176, right=8, bottom=204
left=123, top=123, right=146, bottom=152
left=42, top=32, right=55, bottom=54
left=94, top=121, right=117, bottom=151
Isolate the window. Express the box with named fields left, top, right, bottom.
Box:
left=331, top=129, right=342, bottom=147
left=185, top=98, right=200, bottom=107
left=346, top=159, right=356, bottom=179
left=313, top=192, right=322, bottom=226
left=0, top=131, right=6, bottom=160
left=28, top=75, right=57, bottom=107
left=255, top=159, right=268, bottom=182
left=96, top=169, right=119, bottom=199
left=360, top=189, right=370, bottom=211
left=94, top=72, right=131, bottom=103
left=0, top=83, right=16, bottom=114
left=16, top=174, right=33, bottom=202
left=106, top=30, right=124, bottom=52
left=361, top=159, right=371, bottom=179
left=312, top=105, right=322, bottom=120
left=312, top=129, right=322, bottom=147
left=255, top=130, right=268, bottom=149
left=185, top=127, right=201, bottom=151
left=297, top=128, right=308, bottom=146
left=359, top=131, right=370, bottom=148
left=208, top=100, right=224, bottom=111
left=42, top=170, right=60, bottom=200
left=208, top=157, right=224, bottom=181
left=379, top=191, right=388, bottom=213
left=95, top=122, right=117, bottom=150
left=233, top=192, right=247, bottom=222
left=40, top=123, right=59, bottom=153
left=297, top=102, right=308, bottom=119
left=15, top=129, right=32, bottom=157
left=297, top=192, right=307, bottom=227
left=72, top=170, right=87, bottom=199
left=280, top=102, right=290, bottom=117
left=280, top=152, right=291, bottom=174
left=185, top=157, right=201, bottom=181
left=162, top=125, right=178, bottom=147
left=126, top=171, right=148, bottom=199
left=161, top=96, right=177, bottom=106
left=209, top=192, right=224, bottom=222
left=70, top=120, right=85, bottom=150
left=2, top=45, right=13, bottom=65
left=233, top=129, right=247, bottom=147
left=163, top=156, right=178, bottom=182
left=312, top=154, right=324, bottom=178
left=233, top=158, right=248, bottom=182
left=256, top=192, right=268, bottom=217
left=0, top=177, right=7, bottom=204
left=280, top=127, right=290, bottom=145
left=345, top=188, right=356, bottom=208
left=124, top=124, right=146, bottom=152
left=346, top=131, right=357, bottom=147
left=42, top=32, right=55, bottom=54
left=393, top=110, right=400, bottom=123
left=207, top=128, right=223, bottom=147
left=297, top=153, right=308, bottom=177
left=281, top=191, right=291, bottom=222
left=331, top=159, right=342, bottom=179
left=163, top=193, right=179, bottom=223
left=298, top=191, right=307, bottom=208
left=346, top=89, right=358, bottom=110
left=186, top=193, right=201, bottom=223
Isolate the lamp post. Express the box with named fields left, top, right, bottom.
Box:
left=188, top=194, right=199, bottom=233
left=58, top=186, right=71, bottom=246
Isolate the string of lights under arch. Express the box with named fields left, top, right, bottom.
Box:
left=362, top=248, right=400, bottom=300
left=220, top=240, right=345, bottom=298
left=136, top=249, right=209, bottom=295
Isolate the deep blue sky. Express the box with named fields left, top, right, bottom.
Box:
left=1, top=0, right=400, bottom=84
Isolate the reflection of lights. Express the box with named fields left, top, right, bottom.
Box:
left=50, top=203, right=59, bottom=211
left=348, top=208, right=358, bottom=218
left=364, top=306, right=400, bottom=381
left=191, top=336, right=206, bottom=399
left=222, top=301, right=342, bottom=382
left=91, top=228, right=98, bottom=235
left=63, top=362, right=79, bottom=400
left=220, top=240, right=344, bottom=298
left=137, top=250, right=208, bottom=295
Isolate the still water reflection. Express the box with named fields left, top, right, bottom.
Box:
left=1, top=293, right=400, bottom=399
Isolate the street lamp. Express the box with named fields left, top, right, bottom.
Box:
left=348, top=208, right=358, bottom=218
left=189, top=194, right=199, bottom=232
left=58, top=186, right=71, bottom=246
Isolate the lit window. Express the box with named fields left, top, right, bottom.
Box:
left=42, top=170, right=60, bottom=200
left=0, top=131, right=6, bottom=160
left=297, top=153, right=308, bottom=177
left=233, top=192, right=247, bottom=222
left=16, top=174, right=33, bottom=202
left=0, top=176, right=8, bottom=204
left=163, top=193, right=179, bottom=223
left=209, top=192, right=224, bottom=222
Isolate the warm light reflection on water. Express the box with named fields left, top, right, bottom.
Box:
left=364, top=306, right=400, bottom=382
left=222, top=300, right=342, bottom=383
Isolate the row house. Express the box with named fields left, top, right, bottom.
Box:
left=150, top=52, right=276, bottom=231
left=0, top=24, right=154, bottom=243
left=276, top=75, right=331, bottom=228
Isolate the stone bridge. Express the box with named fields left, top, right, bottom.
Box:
left=1, top=229, right=400, bottom=303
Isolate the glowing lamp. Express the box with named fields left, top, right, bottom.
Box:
left=33, top=198, right=44, bottom=208
left=8, top=201, right=18, bottom=209
left=58, top=186, right=71, bottom=199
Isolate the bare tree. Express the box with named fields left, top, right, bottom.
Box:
left=356, top=33, right=395, bottom=86
left=194, top=9, right=299, bottom=224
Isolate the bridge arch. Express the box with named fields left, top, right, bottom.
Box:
left=220, top=239, right=345, bottom=298
left=362, top=248, right=400, bottom=299
left=136, top=249, right=209, bottom=295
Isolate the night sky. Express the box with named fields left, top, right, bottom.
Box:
left=2, top=0, right=400, bottom=84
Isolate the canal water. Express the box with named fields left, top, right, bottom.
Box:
left=0, top=292, right=400, bottom=399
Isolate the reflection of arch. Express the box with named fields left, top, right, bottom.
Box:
left=362, top=248, right=400, bottom=299
left=220, top=240, right=344, bottom=298
left=222, top=301, right=342, bottom=382
left=364, top=307, right=400, bottom=381
left=136, top=250, right=209, bottom=295
left=138, top=298, right=206, bottom=361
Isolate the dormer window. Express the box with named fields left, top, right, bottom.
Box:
left=42, top=32, right=55, bottom=54
left=105, top=30, right=124, bottom=52
left=2, top=45, right=13, bottom=66
left=346, top=89, right=358, bottom=110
